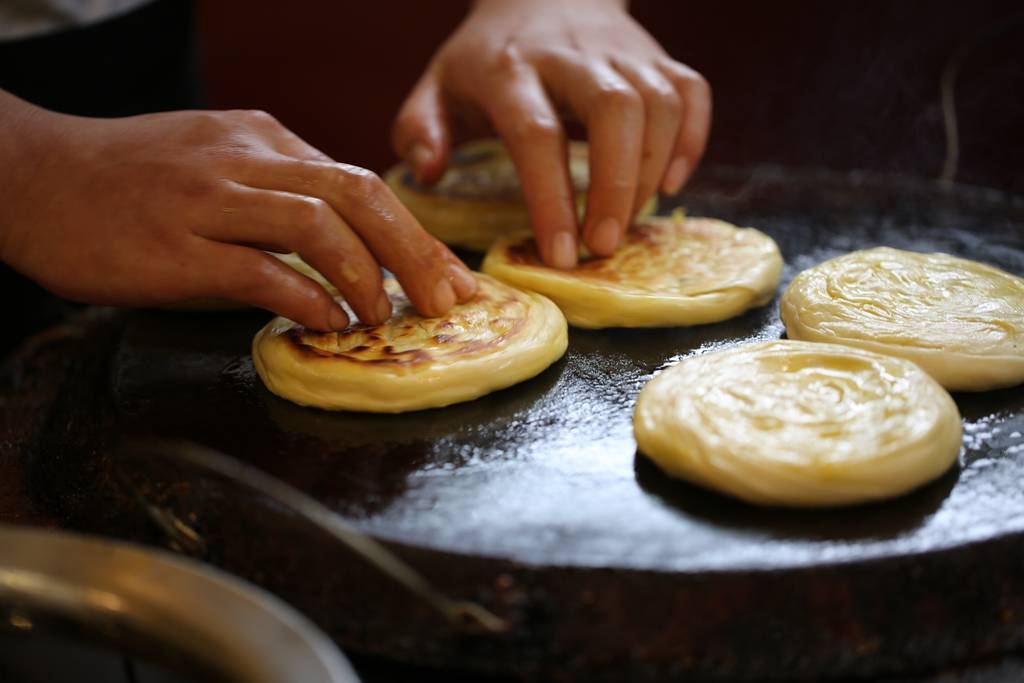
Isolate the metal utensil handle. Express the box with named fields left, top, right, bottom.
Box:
left=117, top=438, right=508, bottom=635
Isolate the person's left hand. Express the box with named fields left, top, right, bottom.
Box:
left=392, top=0, right=711, bottom=269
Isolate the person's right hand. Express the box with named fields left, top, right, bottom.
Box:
left=0, top=95, right=476, bottom=330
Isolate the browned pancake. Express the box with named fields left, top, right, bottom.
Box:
left=251, top=274, right=568, bottom=412
left=498, top=216, right=779, bottom=294
left=282, top=278, right=529, bottom=366
left=482, top=214, right=784, bottom=328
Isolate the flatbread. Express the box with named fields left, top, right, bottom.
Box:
left=781, top=247, right=1024, bottom=391
left=481, top=213, right=783, bottom=328
left=385, top=138, right=656, bottom=251
left=633, top=340, right=962, bottom=507
left=252, top=274, right=567, bottom=412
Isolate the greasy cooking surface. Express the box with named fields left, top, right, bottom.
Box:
left=501, top=216, right=779, bottom=293
left=282, top=277, right=529, bottom=365
left=113, top=167, right=1024, bottom=573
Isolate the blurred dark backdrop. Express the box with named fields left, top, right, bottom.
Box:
left=197, top=0, right=1024, bottom=193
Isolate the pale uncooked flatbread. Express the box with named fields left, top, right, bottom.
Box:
left=781, top=247, right=1024, bottom=392
left=252, top=274, right=567, bottom=413
left=384, top=138, right=656, bottom=251
left=633, top=340, right=962, bottom=507
left=481, top=214, right=783, bottom=328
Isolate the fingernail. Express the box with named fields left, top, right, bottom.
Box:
left=590, top=217, right=621, bottom=255
left=432, top=277, right=456, bottom=315
left=447, top=264, right=477, bottom=300
left=328, top=305, right=349, bottom=331
left=408, top=143, right=434, bottom=182
left=549, top=231, right=577, bottom=270
left=375, top=291, right=392, bottom=322
left=662, top=157, right=690, bottom=195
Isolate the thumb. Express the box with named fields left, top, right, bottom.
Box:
left=392, top=69, right=451, bottom=185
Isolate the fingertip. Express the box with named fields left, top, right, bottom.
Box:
left=375, top=290, right=392, bottom=323
left=429, top=277, right=456, bottom=317
left=544, top=230, right=578, bottom=270
left=662, top=156, right=690, bottom=195
left=447, top=264, right=478, bottom=301
left=394, top=76, right=451, bottom=186
left=407, top=142, right=439, bottom=184
left=586, top=216, right=623, bottom=257
left=327, top=304, right=350, bottom=331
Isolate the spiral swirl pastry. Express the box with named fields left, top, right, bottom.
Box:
left=781, top=247, right=1024, bottom=391
left=633, top=340, right=962, bottom=507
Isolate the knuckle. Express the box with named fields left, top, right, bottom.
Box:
left=184, top=111, right=231, bottom=139
left=241, top=109, right=279, bottom=126
left=650, top=84, right=683, bottom=116
left=680, top=69, right=711, bottom=100
left=596, top=85, right=642, bottom=114
left=337, top=164, right=386, bottom=201
left=505, top=114, right=562, bottom=146
left=492, top=43, right=526, bottom=73
left=287, top=197, right=332, bottom=239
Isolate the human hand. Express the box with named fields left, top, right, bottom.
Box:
left=0, top=95, right=476, bottom=330
left=392, top=0, right=711, bottom=268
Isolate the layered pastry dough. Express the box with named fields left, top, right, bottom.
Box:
left=385, top=138, right=656, bottom=251
left=634, top=340, right=962, bottom=507
left=252, top=274, right=567, bottom=412
left=482, top=214, right=783, bottom=328
left=781, top=247, right=1024, bottom=391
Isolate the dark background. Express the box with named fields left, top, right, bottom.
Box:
left=198, top=0, right=1024, bottom=192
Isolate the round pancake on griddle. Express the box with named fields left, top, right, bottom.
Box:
left=384, top=138, right=657, bottom=251
left=781, top=247, right=1024, bottom=391
left=252, top=274, right=567, bottom=412
left=481, top=213, right=783, bottom=328
left=633, top=340, right=963, bottom=507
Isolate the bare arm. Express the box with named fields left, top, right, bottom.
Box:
left=0, top=90, right=476, bottom=330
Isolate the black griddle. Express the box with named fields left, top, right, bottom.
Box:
left=17, top=166, right=1024, bottom=682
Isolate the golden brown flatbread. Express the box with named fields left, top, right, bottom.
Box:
left=384, top=138, right=656, bottom=251
left=482, top=213, right=783, bottom=328
left=252, top=274, right=567, bottom=412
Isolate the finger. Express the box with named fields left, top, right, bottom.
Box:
left=194, top=182, right=390, bottom=324
left=201, top=241, right=350, bottom=331
left=392, top=68, right=452, bottom=184
left=658, top=60, right=712, bottom=195
left=539, top=57, right=644, bottom=257
left=612, top=59, right=682, bottom=217
left=434, top=238, right=478, bottom=301
left=481, top=62, right=578, bottom=269
left=233, top=159, right=469, bottom=316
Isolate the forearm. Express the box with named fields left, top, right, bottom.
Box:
left=0, top=90, right=57, bottom=261
left=472, top=0, right=627, bottom=11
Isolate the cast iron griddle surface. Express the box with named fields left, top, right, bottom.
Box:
left=113, top=166, right=1024, bottom=573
